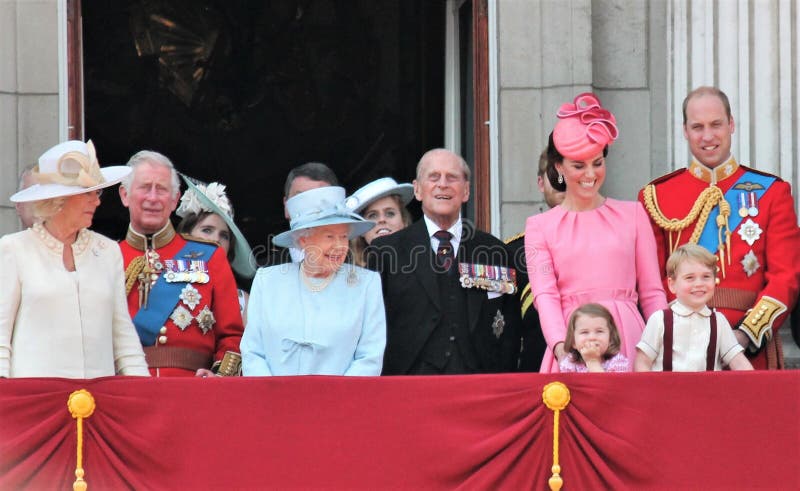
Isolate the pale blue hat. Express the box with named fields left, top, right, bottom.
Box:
left=273, top=186, right=375, bottom=248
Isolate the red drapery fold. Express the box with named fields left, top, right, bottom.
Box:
left=0, top=372, right=797, bottom=490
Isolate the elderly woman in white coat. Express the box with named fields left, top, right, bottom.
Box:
left=0, top=140, right=149, bottom=378
left=241, top=186, right=386, bottom=376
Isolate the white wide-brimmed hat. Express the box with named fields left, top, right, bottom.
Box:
left=344, top=177, right=414, bottom=214
left=10, top=140, right=130, bottom=202
left=177, top=174, right=257, bottom=279
left=273, top=186, right=375, bottom=248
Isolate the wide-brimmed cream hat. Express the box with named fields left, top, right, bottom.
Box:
left=10, top=140, right=130, bottom=202
left=344, top=177, right=414, bottom=214
left=273, top=186, right=375, bottom=248
left=177, top=174, right=257, bottom=279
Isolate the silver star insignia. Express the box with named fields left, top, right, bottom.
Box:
left=737, top=218, right=763, bottom=247
left=196, top=306, right=216, bottom=334
left=741, top=250, right=760, bottom=277
left=170, top=305, right=193, bottom=331
left=179, top=284, right=202, bottom=310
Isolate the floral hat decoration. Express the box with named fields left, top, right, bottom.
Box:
left=10, top=140, right=130, bottom=202
left=552, top=93, right=618, bottom=161
left=177, top=174, right=256, bottom=279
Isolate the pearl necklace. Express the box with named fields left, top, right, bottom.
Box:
left=300, top=264, right=336, bottom=293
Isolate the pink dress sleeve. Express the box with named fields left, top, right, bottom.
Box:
left=525, top=215, right=567, bottom=351
left=633, top=202, right=668, bottom=319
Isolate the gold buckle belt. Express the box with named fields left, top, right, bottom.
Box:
left=143, top=346, right=213, bottom=371
left=708, top=287, right=758, bottom=312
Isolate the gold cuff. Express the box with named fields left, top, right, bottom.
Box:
left=739, top=296, right=787, bottom=348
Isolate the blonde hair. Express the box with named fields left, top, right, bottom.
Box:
left=32, top=197, right=67, bottom=219
left=564, top=303, right=621, bottom=363
left=666, top=244, right=717, bottom=279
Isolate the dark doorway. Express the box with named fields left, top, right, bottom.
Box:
left=82, top=0, right=445, bottom=263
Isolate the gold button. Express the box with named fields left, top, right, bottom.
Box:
left=158, top=335, right=167, bottom=344
left=159, top=326, right=167, bottom=335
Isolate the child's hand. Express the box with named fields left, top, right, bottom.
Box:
left=579, top=341, right=604, bottom=364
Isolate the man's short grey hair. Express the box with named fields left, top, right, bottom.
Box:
left=122, top=150, right=181, bottom=199
left=415, top=148, right=471, bottom=181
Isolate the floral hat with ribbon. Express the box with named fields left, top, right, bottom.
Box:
left=552, top=93, right=619, bottom=161
left=177, top=174, right=257, bottom=279
left=10, top=140, right=130, bottom=202
left=273, top=186, right=375, bottom=248
left=344, top=177, right=414, bottom=214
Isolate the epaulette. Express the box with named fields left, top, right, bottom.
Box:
left=180, top=233, right=220, bottom=247
left=646, top=168, right=686, bottom=186
left=504, top=231, right=525, bottom=245
left=739, top=164, right=786, bottom=182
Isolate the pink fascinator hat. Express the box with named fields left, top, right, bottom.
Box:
left=552, top=93, right=618, bottom=161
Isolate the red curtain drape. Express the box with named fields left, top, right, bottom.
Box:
left=1, top=372, right=797, bottom=490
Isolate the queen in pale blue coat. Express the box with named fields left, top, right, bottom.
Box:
left=241, top=186, right=385, bottom=376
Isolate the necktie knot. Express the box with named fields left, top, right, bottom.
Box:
left=433, top=230, right=453, bottom=242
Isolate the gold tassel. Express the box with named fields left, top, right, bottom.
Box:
left=68, top=390, right=96, bottom=491
left=543, top=382, right=571, bottom=491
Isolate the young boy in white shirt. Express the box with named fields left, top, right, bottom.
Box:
left=635, top=244, right=753, bottom=372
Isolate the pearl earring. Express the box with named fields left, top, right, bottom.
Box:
left=557, top=173, right=564, bottom=185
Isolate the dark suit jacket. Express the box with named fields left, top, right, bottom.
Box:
left=505, top=233, right=546, bottom=372
left=368, top=219, right=521, bottom=374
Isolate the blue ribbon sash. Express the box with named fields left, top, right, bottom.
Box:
left=133, top=240, right=217, bottom=346
left=697, top=170, right=776, bottom=253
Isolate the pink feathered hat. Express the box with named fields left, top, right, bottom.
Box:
left=552, top=93, right=618, bottom=161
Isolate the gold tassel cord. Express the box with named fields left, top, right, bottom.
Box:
left=642, top=184, right=730, bottom=277
left=68, top=390, right=96, bottom=491
left=543, top=382, right=571, bottom=491
left=124, top=256, right=146, bottom=296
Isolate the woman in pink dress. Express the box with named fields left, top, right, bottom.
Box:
left=525, top=93, right=667, bottom=372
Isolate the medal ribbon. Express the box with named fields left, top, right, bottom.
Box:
left=132, top=241, right=217, bottom=346
left=697, top=171, right=776, bottom=253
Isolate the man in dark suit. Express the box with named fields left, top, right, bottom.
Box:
left=265, top=162, right=338, bottom=266
left=368, top=148, right=521, bottom=375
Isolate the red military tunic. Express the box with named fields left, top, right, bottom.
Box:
left=120, top=222, right=244, bottom=376
left=639, top=157, right=800, bottom=369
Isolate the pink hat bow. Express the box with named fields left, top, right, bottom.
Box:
left=553, top=93, right=618, bottom=161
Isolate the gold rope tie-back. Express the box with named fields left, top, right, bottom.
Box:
left=125, top=256, right=146, bottom=296
left=68, top=390, right=96, bottom=491
left=542, top=382, right=571, bottom=491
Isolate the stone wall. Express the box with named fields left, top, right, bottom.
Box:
left=0, top=0, right=60, bottom=236
left=496, top=0, right=668, bottom=238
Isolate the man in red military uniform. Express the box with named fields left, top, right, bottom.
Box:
left=118, top=150, right=244, bottom=376
left=639, top=87, right=800, bottom=369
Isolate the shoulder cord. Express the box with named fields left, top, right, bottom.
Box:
left=642, top=184, right=731, bottom=276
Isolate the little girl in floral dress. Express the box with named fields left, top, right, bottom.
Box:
left=559, top=303, right=630, bottom=372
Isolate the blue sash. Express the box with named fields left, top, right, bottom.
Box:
left=133, top=240, right=217, bottom=346
left=697, top=171, right=776, bottom=253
